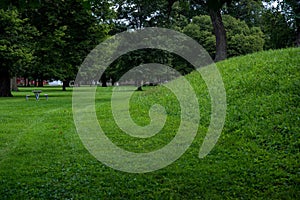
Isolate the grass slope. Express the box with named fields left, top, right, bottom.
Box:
left=0, top=48, right=299, bottom=199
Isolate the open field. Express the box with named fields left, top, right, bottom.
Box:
left=0, top=48, right=299, bottom=199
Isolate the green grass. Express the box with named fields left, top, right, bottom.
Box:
left=0, top=48, right=299, bottom=199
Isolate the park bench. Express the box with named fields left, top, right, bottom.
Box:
left=26, top=90, right=48, bottom=101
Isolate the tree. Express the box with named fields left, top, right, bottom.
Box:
left=282, top=0, right=300, bottom=46
left=105, top=0, right=177, bottom=89
left=182, top=15, right=216, bottom=57
left=226, top=0, right=264, bottom=27
left=226, top=0, right=297, bottom=49
left=0, top=9, right=37, bottom=97
left=112, top=0, right=171, bottom=29
left=261, top=8, right=295, bottom=49
left=183, top=14, right=264, bottom=58
left=102, top=28, right=197, bottom=90
left=208, top=0, right=229, bottom=61
left=223, top=15, right=265, bottom=56
left=26, top=0, right=111, bottom=90
left=190, top=0, right=232, bottom=61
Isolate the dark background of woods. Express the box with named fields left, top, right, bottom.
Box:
left=0, top=0, right=299, bottom=96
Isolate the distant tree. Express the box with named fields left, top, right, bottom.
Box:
left=226, top=0, right=264, bottom=27
left=105, top=29, right=196, bottom=90
left=108, top=48, right=171, bottom=90
left=112, top=0, right=174, bottom=29
left=27, top=0, right=111, bottom=91
left=169, top=1, right=191, bottom=31
left=259, top=0, right=299, bottom=48
left=282, top=0, right=300, bottom=46
left=261, top=8, right=295, bottom=49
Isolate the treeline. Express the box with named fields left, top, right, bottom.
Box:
left=0, top=0, right=299, bottom=96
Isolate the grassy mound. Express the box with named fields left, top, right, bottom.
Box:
left=0, top=48, right=299, bottom=199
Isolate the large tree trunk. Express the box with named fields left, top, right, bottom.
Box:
left=0, top=69, right=13, bottom=97
left=10, top=77, right=18, bottom=91
left=101, top=72, right=107, bottom=87
left=62, top=80, right=69, bottom=91
left=209, top=8, right=227, bottom=62
left=102, top=81, right=107, bottom=87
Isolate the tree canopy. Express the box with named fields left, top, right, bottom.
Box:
left=0, top=0, right=297, bottom=96
left=0, top=9, right=38, bottom=96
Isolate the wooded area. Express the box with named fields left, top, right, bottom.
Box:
left=0, top=0, right=299, bottom=97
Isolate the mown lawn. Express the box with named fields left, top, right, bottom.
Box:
left=0, top=48, right=299, bottom=199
